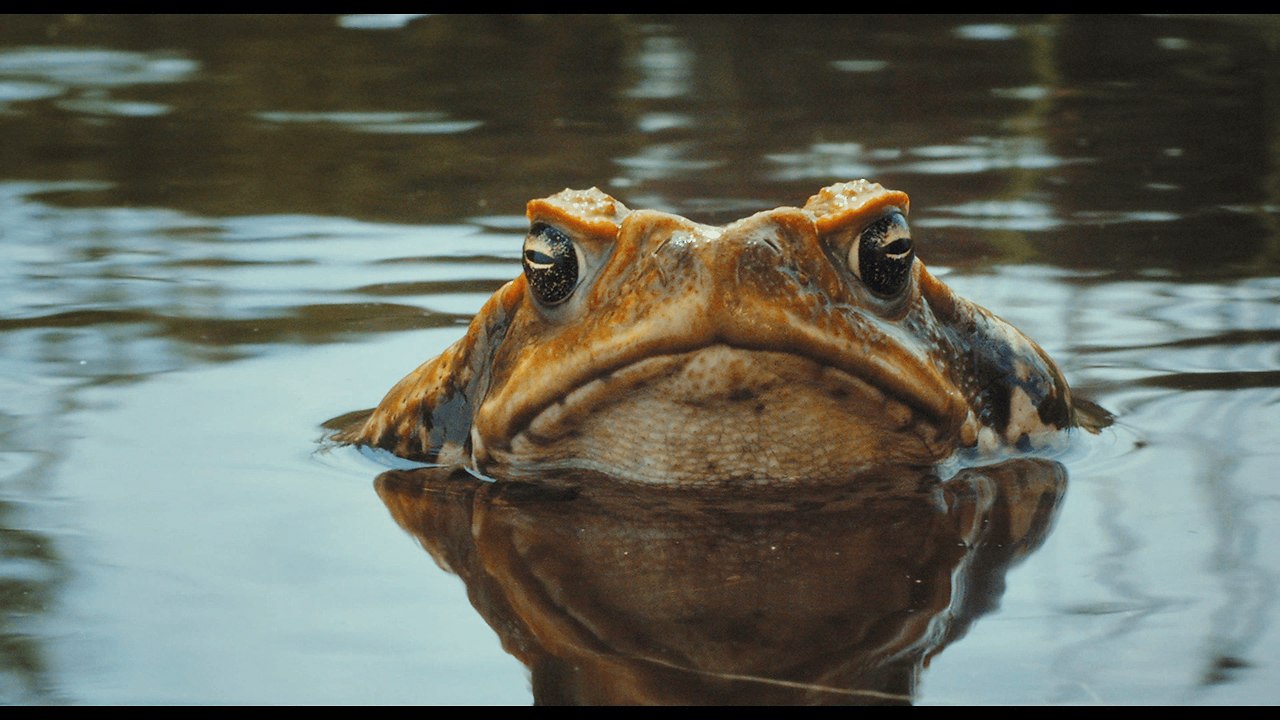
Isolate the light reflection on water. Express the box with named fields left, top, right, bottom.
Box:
left=1, top=14, right=1278, bottom=705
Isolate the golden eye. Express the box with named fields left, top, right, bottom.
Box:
left=849, top=211, right=914, bottom=297
left=522, top=223, right=582, bottom=305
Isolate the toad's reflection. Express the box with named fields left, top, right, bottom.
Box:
left=375, top=460, right=1065, bottom=705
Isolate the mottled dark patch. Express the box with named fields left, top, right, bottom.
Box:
left=964, top=316, right=1043, bottom=436
left=975, top=378, right=1014, bottom=435
left=424, top=388, right=472, bottom=458
left=727, top=387, right=756, bottom=402
left=373, top=425, right=400, bottom=451
left=1037, top=385, right=1072, bottom=429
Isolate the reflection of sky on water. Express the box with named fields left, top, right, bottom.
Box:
left=5, top=174, right=1276, bottom=703
left=624, top=32, right=695, bottom=101
left=336, top=14, right=429, bottom=31
left=0, top=13, right=1278, bottom=705
left=254, top=111, right=483, bottom=135
left=767, top=137, right=1081, bottom=183
left=0, top=48, right=197, bottom=87
left=0, top=183, right=512, bottom=358
left=953, top=23, right=1022, bottom=42
left=0, top=47, right=196, bottom=118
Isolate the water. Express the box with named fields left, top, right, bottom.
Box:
left=1, top=14, right=1278, bottom=705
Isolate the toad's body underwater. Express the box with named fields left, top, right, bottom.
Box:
left=339, top=180, right=1078, bottom=484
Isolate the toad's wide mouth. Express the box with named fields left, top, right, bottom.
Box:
left=472, top=344, right=975, bottom=482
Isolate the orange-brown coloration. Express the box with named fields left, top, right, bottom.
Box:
left=805, top=179, right=910, bottom=236
left=340, top=181, right=1075, bottom=484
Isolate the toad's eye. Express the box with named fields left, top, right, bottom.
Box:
left=522, top=223, right=582, bottom=305
left=849, top=211, right=914, bottom=297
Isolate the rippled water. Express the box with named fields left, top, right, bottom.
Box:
left=2, top=15, right=1278, bottom=705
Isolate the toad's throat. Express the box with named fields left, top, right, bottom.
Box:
left=477, top=344, right=971, bottom=478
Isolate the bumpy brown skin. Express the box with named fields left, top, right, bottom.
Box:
left=340, top=180, right=1073, bottom=484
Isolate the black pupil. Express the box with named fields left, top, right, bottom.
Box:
left=522, top=224, right=578, bottom=305
left=525, top=249, right=555, bottom=265
left=882, top=237, right=911, bottom=256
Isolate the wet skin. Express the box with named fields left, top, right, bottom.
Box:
left=341, top=180, right=1075, bottom=484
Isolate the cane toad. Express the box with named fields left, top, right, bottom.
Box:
left=339, top=180, right=1076, bottom=483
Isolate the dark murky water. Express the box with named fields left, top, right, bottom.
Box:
left=2, top=14, right=1278, bottom=704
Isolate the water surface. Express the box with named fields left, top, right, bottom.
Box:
left=2, top=14, right=1279, bottom=704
